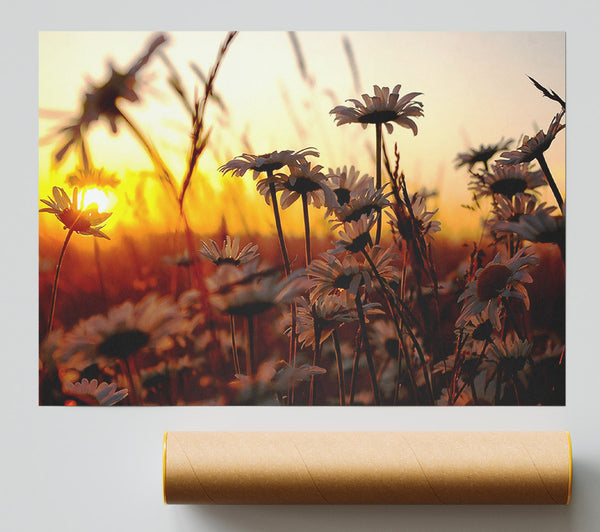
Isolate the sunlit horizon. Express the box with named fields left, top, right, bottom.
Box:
left=39, top=31, right=565, bottom=242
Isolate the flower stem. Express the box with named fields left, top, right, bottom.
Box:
left=349, top=328, right=362, bottom=405
left=536, top=153, right=564, bottom=214
left=332, top=329, right=346, bottom=406
left=301, top=193, right=311, bottom=266
left=309, top=323, right=322, bottom=406
left=247, top=315, right=256, bottom=377
left=93, top=238, right=108, bottom=313
left=266, top=172, right=297, bottom=403
left=47, top=227, right=75, bottom=334
left=268, top=179, right=291, bottom=275
left=355, top=294, right=381, bottom=405
left=230, top=315, right=240, bottom=375
left=119, top=358, right=139, bottom=406
left=375, top=122, right=383, bottom=244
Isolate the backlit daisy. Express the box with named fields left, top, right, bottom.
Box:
left=326, top=165, right=372, bottom=208
left=497, top=110, right=565, bottom=165
left=200, top=235, right=259, bottom=266
left=485, top=336, right=533, bottom=397
left=454, top=138, right=513, bottom=171
left=488, top=193, right=555, bottom=226
left=469, top=163, right=546, bottom=200
left=219, top=148, right=319, bottom=179
left=40, top=186, right=112, bottom=239
left=330, top=84, right=424, bottom=135
left=208, top=264, right=308, bottom=318
left=494, top=212, right=565, bottom=248
left=457, top=247, right=539, bottom=330
left=287, top=295, right=381, bottom=348
left=66, top=166, right=121, bottom=189
left=63, top=378, right=128, bottom=406
left=55, top=34, right=167, bottom=162
left=330, top=182, right=392, bottom=226
left=275, top=161, right=336, bottom=209
left=56, top=293, right=188, bottom=366
left=308, top=252, right=370, bottom=302
left=334, top=213, right=376, bottom=254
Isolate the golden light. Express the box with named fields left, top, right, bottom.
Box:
left=80, top=188, right=114, bottom=212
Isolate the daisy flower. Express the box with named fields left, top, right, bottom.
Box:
left=40, top=186, right=112, bottom=239
left=330, top=84, right=424, bottom=135
left=286, top=295, right=381, bottom=348
left=454, top=138, right=513, bottom=171
left=330, top=182, right=392, bottom=226
left=326, top=165, right=372, bottom=207
left=485, top=336, right=533, bottom=400
left=494, top=212, right=565, bottom=248
left=218, top=148, right=319, bottom=179
left=54, top=34, right=167, bottom=162
left=457, top=247, right=539, bottom=330
left=488, top=193, right=555, bottom=226
left=308, top=246, right=400, bottom=303
left=55, top=293, right=188, bottom=366
left=334, top=213, right=376, bottom=254
left=63, top=378, right=128, bottom=406
left=497, top=110, right=565, bottom=166
left=220, top=148, right=320, bottom=274
left=66, top=166, right=121, bottom=189
left=469, top=163, right=546, bottom=200
left=208, top=264, right=308, bottom=318
left=275, top=161, right=336, bottom=209
left=370, top=320, right=401, bottom=360
left=308, top=252, right=371, bottom=303
left=330, top=84, right=423, bottom=245
left=200, top=235, right=259, bottom=266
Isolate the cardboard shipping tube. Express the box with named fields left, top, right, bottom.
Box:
left=163, top=431, right=572, bottom=505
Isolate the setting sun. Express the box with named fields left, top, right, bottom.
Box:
left=80, top=188, right=113, bottom=212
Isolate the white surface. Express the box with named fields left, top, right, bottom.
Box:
left=2, top=1, right=599, bottom=531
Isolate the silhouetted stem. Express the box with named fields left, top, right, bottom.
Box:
left=302, top=193, right=311, bottom=266
left=230, top=315, right=240, bottom=375
left=93, top=238, right=108, bottom=312
left=309, top=324, right=322, bottom=406
left=375, top=122, right=383, bottom=244
left=247, top=316, right=256, bottom=377
left=537, top=153, right=564, bottom=214
left=47, top=227, right=75, bottom=334
left=332, top=329, right=346, bottom=406
left=268, top=178, right=291, bottom=275
left=355, top=294, right=381, bottom=405
left=119, top=358, right=139, bottom=406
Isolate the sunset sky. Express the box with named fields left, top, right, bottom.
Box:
left=39, top=31, right=565, bottom=242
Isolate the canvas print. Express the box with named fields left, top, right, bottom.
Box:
left=39, top=32, right=565, bottom=406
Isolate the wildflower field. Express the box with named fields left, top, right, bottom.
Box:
left=39, top=32, right=565, bottom=406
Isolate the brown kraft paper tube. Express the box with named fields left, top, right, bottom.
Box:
left=163, top=431, right=572, bottom=505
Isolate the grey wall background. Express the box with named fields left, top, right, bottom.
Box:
left=2, top=1, right=599, bottom=530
